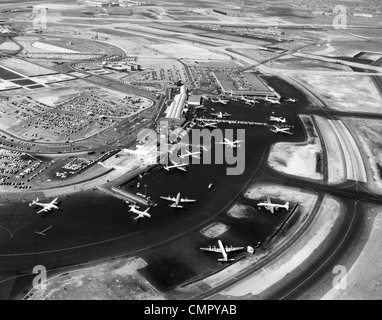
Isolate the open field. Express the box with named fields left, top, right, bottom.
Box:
left=26, top=257, right=164, bottom=300
left=295, top=74, right=382, bottom=114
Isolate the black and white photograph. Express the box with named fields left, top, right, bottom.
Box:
left=0, top=0, right=381, bottom=305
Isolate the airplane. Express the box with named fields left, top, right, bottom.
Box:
left=219, top=138, right=244, bottom=148
left=241, top=96, right=259, bottom=105
left=269, top=116, right=287, bottom=123
left=257, top=197, right=290, bottom=214
left=195, top=105, right=206, bottom=110
left=286, top=98, right=298, bottom=103
left=265, top=96, right=281, bottom=105
left=29, top=197, right=59, bottom=214
left=200, top=239, right=244, bottom=262
left=160, top=192, right=196, bottom=208
left=35, top=226, right=52, bottom=236
left=163, top=161, right=188, bottom=172
left=270, top=125, right=293, bottom=135
left=211, top=97, right=229, bottom=105
left=129, top=205, right=151, bottom=219
left=199, top=120, right=218, bottom=129
left=180, top=150, right=201, bottom=160
left=211, top=112, right=232, bottom=119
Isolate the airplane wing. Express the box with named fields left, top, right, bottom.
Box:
left=177, top=166, right=187, bottom=172
left=37, top=207, right=50, bottom=214
left=200, top=247, right=222, bottom=253
left=51, top=198, right=58, bottom=205
left=267, top=206, right=275, bottom=214
left=160, top=196, right=177, bottom=202
left=225, top=246, right=245, bottom=252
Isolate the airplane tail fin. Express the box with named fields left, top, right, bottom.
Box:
left=285, top=202, right=290, bottom=211
left=29, top=198, right=38, bottom=207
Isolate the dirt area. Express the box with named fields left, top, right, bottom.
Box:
left=227, top=204, right=255, bottom=219
left=200, top=222, right=230, bottom=238
left=295, top=74, right=382, bottom=114
left=342, top=118, right=382, bottom=194
left=26, top=257, right=165, bottom=300
left=322, top=204, right=382, bottom=300
left=268, top=115, right=323, bottom=181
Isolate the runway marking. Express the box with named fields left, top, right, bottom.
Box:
left=35, top=226, right=52, bottom=236
left=0, top=224, right=28, bottom=239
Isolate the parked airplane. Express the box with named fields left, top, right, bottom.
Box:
left=211, top=111, right=232, bottom=119
left=200, top=240, right=244, bottom=262
left=265, top=96, right=281, bottom=105
left=163, top=162, right=188, bottom=172
left=199, top=120, right=218, bottom=129
left=160, top=192, right=196, bottom=208
left=211, top=97, right=229, bottom=105
left=180, top=150, right=201, bottom=160
left=129, top=205, right=151, bottom=219
left=286, top=98, right=298, bottom=103
left=29, top=197, right=59, bottom=214
left=269, top=116, right=287, bottom=123
left=257, top=197, right=290, bottom=214
left=35, top=226, right=52, bottom=236
left=270, top=125, right=293, bottom=135
left=241, top=96, right=259, bottom=105
left=219, top=138, right=244, bottom=148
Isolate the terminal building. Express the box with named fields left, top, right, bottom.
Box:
left=213, top=71, right=280, bottom=99
left=165, top=85, right=187, bottom=119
